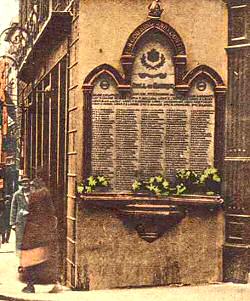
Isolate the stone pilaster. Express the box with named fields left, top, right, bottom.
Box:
left=224, top=0, right=250, bottom=283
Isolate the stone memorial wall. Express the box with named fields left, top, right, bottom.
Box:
left=90, top=36, right=215, bottom=192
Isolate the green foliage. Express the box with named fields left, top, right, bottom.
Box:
left=77, top=183, right=85, bottom=194
left=77, top=176, right=109, bottom=194
left=97, top=176, right=108, bottom=187
left=199, top=167, right=221, bottom=195
left=176, top=169, right=198, bottom=183
left=87, top=176, right=97, bottom=187
left=199, top=167, right=221, bottom=184
left=175, top=183, right=187, bottom=195
left=132, top=167, right=222, bottom=196
left=77, top=167, right=222, bottom=196
left=175, top=169, right=199, bottom=194
left=132, top=180, right=142, bottom=192
left=132, top=176, right=172, bottom=196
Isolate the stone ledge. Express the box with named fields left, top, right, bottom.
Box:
left=80, top=193, right=224, bottom=207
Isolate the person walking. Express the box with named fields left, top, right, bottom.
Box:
left=2, top=157, right=19, bottom=245
left=0, top=198, right=5, bottom=246
left=9, top=177, right=30, bottom=252
left=4, top=156, right=19, bottom=197
left=2, top=195, right=12, bottom=243
left=19, top=173, right=62, bottom=293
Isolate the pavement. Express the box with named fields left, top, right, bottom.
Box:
left=0, top=231, right=249, bottom=301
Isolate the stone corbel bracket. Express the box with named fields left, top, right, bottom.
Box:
left=80, top=194, right=224, bottom=243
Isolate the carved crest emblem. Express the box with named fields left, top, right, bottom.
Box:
left=148, top=0, right=164, bottom=19
left=141, top=49, right=165, bottom=70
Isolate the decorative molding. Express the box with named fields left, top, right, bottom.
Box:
left=80, top=193, right=224, bottom=206
left=83, top=63, right=125, bottom=88
left=119, top=204, right=184, bottom=243
left=183, top=64, right=226, bottom=88
left=227, top=43, right=250, bottom=50
left=225, top=157, right=250, bottom=161
left=82, top=86, right=92, bottom=180
left=182, top=65, right=227, bottom=174
left=122, top=19, right=186, bottom=56
left=173, top=55, right=188, bottom=88
left=82, top=63, right=130, bottom=99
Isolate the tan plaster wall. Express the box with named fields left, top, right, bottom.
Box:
left=74, top=0, right=227, bottom=289
left=76, top=207, right=224, bottom=290
left=78, top=0, right=228, bottom=84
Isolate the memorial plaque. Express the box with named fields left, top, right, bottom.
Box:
left=90, top=37, right=215, bottom=192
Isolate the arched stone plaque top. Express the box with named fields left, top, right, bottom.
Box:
left=83, top=64, right=125, bottom=95
left=121, top=20, right=187, bottom=87
left=183, top=65, right=226, bottom=93
left=122, top=19, right=186, bottom=57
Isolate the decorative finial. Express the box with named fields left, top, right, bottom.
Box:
left=148, top=0, right=164, bottom=20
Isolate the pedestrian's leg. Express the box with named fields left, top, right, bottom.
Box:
left=49, top=280, right=63, bottom=293
left=1, top=232, right=5, bottom=244
left=6, top=227, right=11, bottom=243
left=22, top=266, right=35, bottom=293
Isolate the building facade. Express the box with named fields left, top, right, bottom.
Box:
left=223, top=0, right=250, bottom=283
left=0, top=53, right=18, bottom=198
left=0, top=59, right=9, bottom=197
left=13, top=0, right=249, bottom=290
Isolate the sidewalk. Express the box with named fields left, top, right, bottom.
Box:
left=0, top=232, right=249, bottom=301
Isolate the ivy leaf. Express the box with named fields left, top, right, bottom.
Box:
left=206, top=191, right=215, bottom=196
left=102, top=180, right=108, bottom=187
left=86, top=186, right=93, bottom=193
left=97, top=176, right=108, bottom=187
left=209, top=168, right=218, bottom=174
left=97, top=176, right=105, bottom=183
left=199, top=175, right=206, bottom=184
left=146, top=184, right=156, bottom=192
left=77, top=184, right=84, bottom=194
left=132, top=180, right=142, bottom=191
left=212, top=174, right=221, bottom=182
left=176, top=184, right=187, bottom=195
left=154, top=186, right=161, bottom=195
left=156, top=175, right=163, bottom=183
left=87, top=176, right=97, bottom=187
left=162, top=180, right=170, bottom=189
left=148, top=177, right=156, bottom=184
